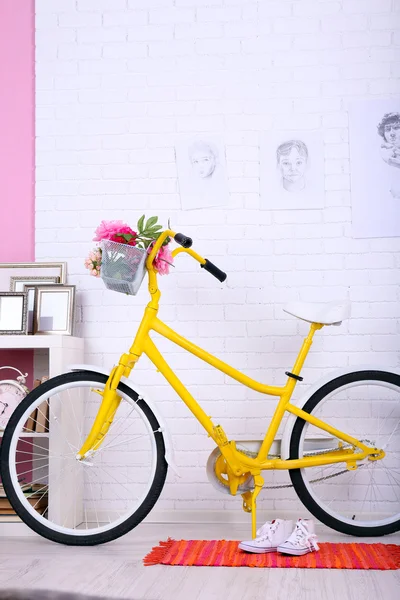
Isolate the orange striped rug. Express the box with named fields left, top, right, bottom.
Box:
left=144, top=539, right=400, bottom=569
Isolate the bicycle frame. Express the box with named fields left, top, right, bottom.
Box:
left=77, top=229, right=380, bottom=477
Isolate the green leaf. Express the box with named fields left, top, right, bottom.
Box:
left=119, top=233, right=134, bottom=242
left=145, top=216, right=158, bottom=229
left=137, top=214, right=145, bottom=232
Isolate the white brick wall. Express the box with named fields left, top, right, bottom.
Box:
left=35, top=0, right=400, bottom=514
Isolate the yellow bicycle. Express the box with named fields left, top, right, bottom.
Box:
left=1, top=229, right=399, bottom=545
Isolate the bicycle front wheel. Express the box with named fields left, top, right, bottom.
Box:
left=0, top=371, right=168, bottom=545
left=289, top=370, right=400, bottom=537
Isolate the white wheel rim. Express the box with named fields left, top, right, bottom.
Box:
left=298, top=379, right=400, bottom=528
left=7, top=379, right=158, bottom=537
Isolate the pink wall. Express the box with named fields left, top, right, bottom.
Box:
left=0, top=0, right=35, bottom=388
left=0, top=0, right=35, bottom=263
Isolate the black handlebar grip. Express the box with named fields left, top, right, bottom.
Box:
left=200, top=259, right=227, bottom=283
left=174, top=233, right=193, bottom=248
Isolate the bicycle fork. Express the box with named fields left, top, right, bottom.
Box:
left=76, top=361, right=135, bottom=459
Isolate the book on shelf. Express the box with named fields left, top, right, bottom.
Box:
left=0, top=506, right=47, bottom=514
left=24, top=408, right=37, bottom=432
left=23, top=378, right=40, bottom=432
left=23, top=376, right=50, bottom=433
left=35, top=376, right=49, bottom=433
left=0, top=501, right=47, bottom=512
left=0, top=483, right=48, bottom=496
left=35, top=402, right=48, bottom=433
left=0, top=483, right=48, bottom=516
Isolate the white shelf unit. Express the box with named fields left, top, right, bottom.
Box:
left=0, top=335, right=84, bottom=535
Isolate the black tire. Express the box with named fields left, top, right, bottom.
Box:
left=0, top=371, right=168, bottom=545
left=289, top=370, right=400, bottom=537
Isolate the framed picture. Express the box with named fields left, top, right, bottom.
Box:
left=23, top=284, right=59, bottom=335
left=0, top=292, right=28, bottom=335
left=0, top=263, right=66, bottom=292
left=260, top=131, right=325, bottom=210
left=10, top=277, right=60, bottom=334
left=10, top=275, right=60, bottom=292
left=33, top=285, right=75, bottom=336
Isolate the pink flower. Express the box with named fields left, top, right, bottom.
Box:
left=93, top=220, right=137, bottom=246
left=149, top=242, right=173, bottom=276
left=93, top=220, right=131, bottom=242
left=84, top=247, right=102, bottom=277
left=89, top=249, right=101, bottom=262
left=110, top=229, right=137, bottom=246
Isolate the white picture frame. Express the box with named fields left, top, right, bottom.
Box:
left=0, top=263, right=66, bottom=292
left=33, top=285, right=76, bottom=336
left=10, top=275, right=60, bottom=292
left=9, top=277, right=60, bottom=334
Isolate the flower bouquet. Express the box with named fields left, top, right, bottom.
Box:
left=84, top=215, right=173, bottom=295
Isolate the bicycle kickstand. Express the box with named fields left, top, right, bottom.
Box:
left=243, top=474, right=264, bottom=539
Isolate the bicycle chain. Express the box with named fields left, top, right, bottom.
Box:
left=235, top=439, right=376, bottom=490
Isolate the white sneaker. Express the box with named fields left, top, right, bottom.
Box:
left=239, top=519, right=293, bottom=554
left=277, top=519, right=320, bottom=556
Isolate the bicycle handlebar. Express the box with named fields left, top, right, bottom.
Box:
left=170, top=231, right=227, bottom=283
left=200, top=259, right=227, bottom=283
left=174, top=232, right=193, bottom=248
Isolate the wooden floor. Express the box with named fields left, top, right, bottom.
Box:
left=1, top=523, right=400, bottom=600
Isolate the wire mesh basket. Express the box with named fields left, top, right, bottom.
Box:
left=100, top=240, right=147, bottom=295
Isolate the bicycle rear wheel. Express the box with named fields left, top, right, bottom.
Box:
left=0, top=371, right=168, bottom=545
left=289, top=370, right=400, bottom=537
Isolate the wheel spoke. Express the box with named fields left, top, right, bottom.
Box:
left=92, top=432, right=154, bottom=454
left=381, top=467, right=400, bottom=501
left=87, top=465, right=124, bottom=521
left=382, top=420, right=400, bottom=450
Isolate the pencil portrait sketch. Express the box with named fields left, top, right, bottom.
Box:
left=188, top=140, right=218, bottom=179
left=349, top=100, right=400, bottom=238
left=261, top=131, right=324, bottom=210
left=176, top=136, right=229, bottom=210
left=378, top=112, right=400, bottom=199
left=276, top=139, right=309, bottom=193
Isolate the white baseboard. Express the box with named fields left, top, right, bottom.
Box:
left=0, top=510, right=314, bottom=537
left=144, top=508, right=313, bottom=524
left=0, top=522, right=35, bottom=536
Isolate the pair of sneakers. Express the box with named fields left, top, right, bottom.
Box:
left=239, top=518, right=319, bottom=556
